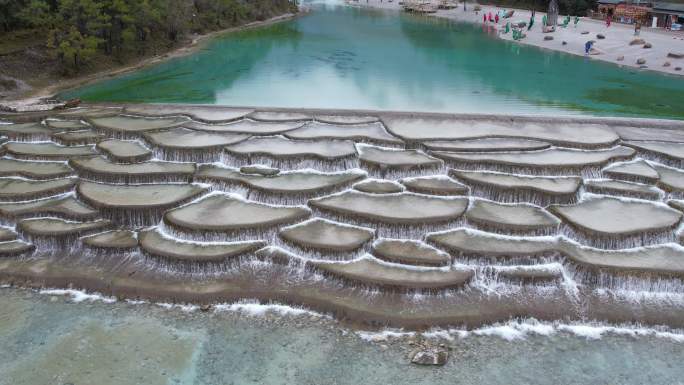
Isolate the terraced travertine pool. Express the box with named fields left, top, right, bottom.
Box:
left=4, top=104, right=684, bottom=380
left=59, top=1, right=684, bottom=119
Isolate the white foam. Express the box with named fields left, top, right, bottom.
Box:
left=125, top=299, right=148, bottom=305
left=213, top=300, right=327, bottom=318
left=356, top=329, right=416, bottom=342
left=39, top=288, right=116, bottom=303
left=155, top=302, right=199, bottom=312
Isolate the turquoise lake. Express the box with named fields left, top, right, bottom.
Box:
left=61, top=0, right=684, bottom=119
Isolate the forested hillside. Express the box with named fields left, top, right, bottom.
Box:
left=0, top=0, right=298, bottom=74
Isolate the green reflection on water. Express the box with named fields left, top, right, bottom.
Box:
left=60, top=1, right=684, bottom=119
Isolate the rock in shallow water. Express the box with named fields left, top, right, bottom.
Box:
left=410, top=346, right=449, bottom=366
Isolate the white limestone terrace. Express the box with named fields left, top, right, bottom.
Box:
left=1, top=104, right=684, bottom=329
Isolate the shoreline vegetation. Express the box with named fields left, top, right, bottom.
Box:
left=0, top=0, right=300, bottom=103
left=353, top=0, right=684, bottom=77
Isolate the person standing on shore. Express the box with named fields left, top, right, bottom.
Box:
left=585, top=40, right=594, bottom=55
left=495, top=13, right=499, bottom=23
left=528, top=11, right=535, bottom=30
left=634, top=21, right=641, bottom=35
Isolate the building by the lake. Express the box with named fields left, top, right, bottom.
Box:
left=594, top=0, right=683, bottom=29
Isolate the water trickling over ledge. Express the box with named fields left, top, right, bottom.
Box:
left=2, top=104, right=684, bottom=331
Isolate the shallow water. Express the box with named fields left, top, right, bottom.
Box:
left=1, top=287, right=683, bottom=385
left=60, top=1, right=684, bottom=119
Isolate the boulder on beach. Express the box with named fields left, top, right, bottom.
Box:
left=629, top=38, right=645, bottom=46
left=562, top=41, right=567, bottom=45
left=664, top=62, right=671, bottom=67
left=617, top=55, right=625, bottom=61
left=581, top=31, right=589, bottom=34
left=596, top=34, right=605, bottom=39
left=676, top=67, right=682, bottom=71
left=636, top=58, right=646, bottom=65
left=643, top=42, right=652, bottom=48
left=544, top=36, right=554, bottom=41
left=668, top=52, right=684, bottom=59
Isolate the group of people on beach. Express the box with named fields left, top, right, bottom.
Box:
left=483, top=11, right=500, bottom=24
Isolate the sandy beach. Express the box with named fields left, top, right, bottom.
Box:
left=352, top=0, right=684, bottom=76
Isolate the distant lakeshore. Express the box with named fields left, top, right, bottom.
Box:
left=352, top=0, right=684, bottom=77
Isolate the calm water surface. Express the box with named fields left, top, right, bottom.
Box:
left=61, top=1, right=684, bottom=119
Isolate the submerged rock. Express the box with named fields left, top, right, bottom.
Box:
left=426, top=228, right=557, bottom=257
left=0, top=122, right=53, bottom=138
left=372, top=238, right=450, bottom=266
left=77, top=181, right=207, bottom=209
left=603, top=159, right=659, bottom=183
left=0, top=195, right=99, bottom=220
left=0, top=177, right=76, bottom=200
left=410, top=346, right=449, bottom=366
left=549, top=196, right=681, bottom=246
left=248, top=111, right=310, bottom=122
left=561, top=241, right=684, bottom=277
left=309, top=191, right=468, bottom=224
left=197, top=165, right=364, bottom=194
left=0, top=159, right=73, bottom=179
left=383, top=117, right=619, bottom=147
left=353, top=179, right=405, bottom=194
left=239, top=165, right=280, bottom=176
left=0, top=240, right=34, bottom=256
left=357, top=144, right=442, bottom=170
left=584, top=179, right=662, bottom=200
left=432, top=146, right=634, bottom=171
left=310, top=256, right=473, bottom=289
left=225, top=136, right=357, bottom=159
left=124, top=105, right=253, bottom=123
left=4, top=142, right=97, bottom=159
left=400, top=175, right=468, bottom=196
left=653, top=163, right=684, bottom=192
left=81, top=230, right=138, bottom=249
left=143, top=127, right=249, bottom=150
left=52, top=129, right=105, bottom=145
left=466, top=199, right=560, bottom=233
left=279, top=218, right=374, bottom=251
left=422, top=138, right=550, bottom=152
left=45, top=119, right=90, bottom=130
left=164, top=193, right=311, bottom=232
left=625, top=141, right=684, bottom=165
left=139, top=227, right=265, bottom=263
left=89, top=115, right=188, bottom=133
left=285, top=121, right=402, bottom=145
left=96, top=139, right=152, bottom=163
left=314, top=115, right=379, bottom=125
left=450, top=170, right=581, bottom=200
left=187, top=119, right=303, bottom=135
left=17, top=217, right=111, bottom=237
left=69, top=157, right=195, bottom=182
left=615, top=126, right=684, bottom=143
